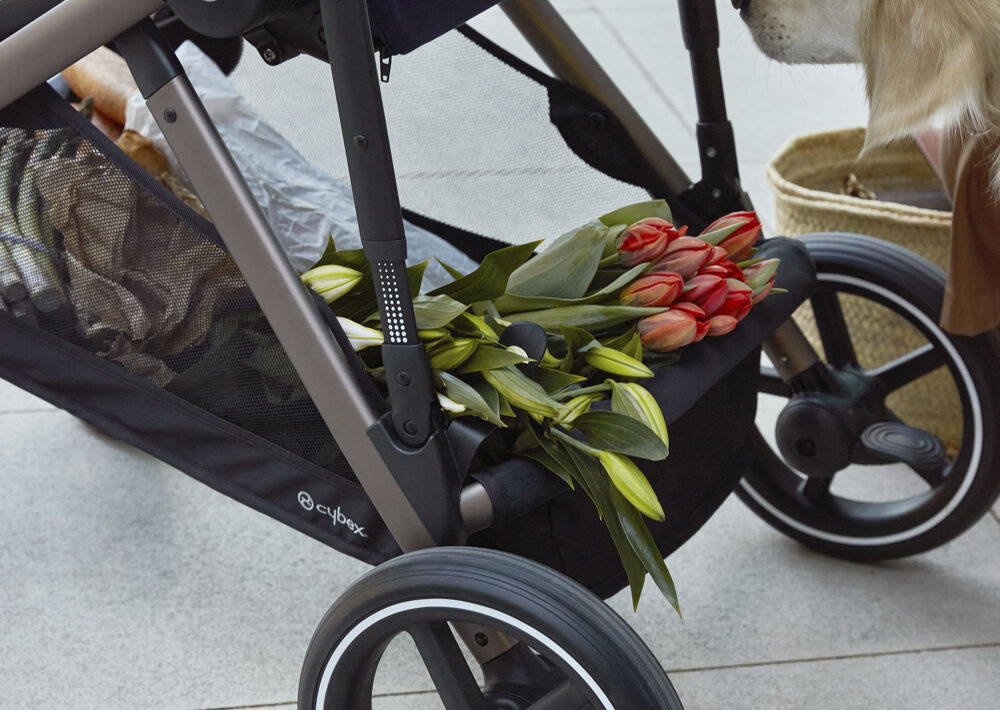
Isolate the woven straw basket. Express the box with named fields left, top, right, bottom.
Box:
left=767, top=128, right=962, bottom=451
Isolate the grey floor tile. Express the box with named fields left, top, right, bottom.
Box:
left=669, top=645, right=1000, bottom=710
left=0, top=378, right=54, bottom=413
left=603, top=496, right=1000, bottom=672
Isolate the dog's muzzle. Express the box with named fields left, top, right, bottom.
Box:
left=731, top=0, right=750, bottom=11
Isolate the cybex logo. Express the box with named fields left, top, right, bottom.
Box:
left=297, top=491, right=368, bottom=538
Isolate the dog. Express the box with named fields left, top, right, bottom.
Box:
left=735, top=0, right=1000, bottom=195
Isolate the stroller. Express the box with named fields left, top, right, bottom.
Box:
left=1, top=0, right=999, bottom=707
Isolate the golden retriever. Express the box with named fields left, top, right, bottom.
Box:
left=737, top=0, right=1000, bottom=195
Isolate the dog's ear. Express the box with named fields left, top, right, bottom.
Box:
left=858, top=0, right=997, bottom=151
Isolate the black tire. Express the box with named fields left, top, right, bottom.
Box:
left=298, top=547, right=683, bottom=709
left=740, top=233, right=1000, bottom=560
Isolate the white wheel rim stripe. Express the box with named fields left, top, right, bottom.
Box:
left=315, top=598, right=616, bottom=709
left=742, top=272, right=984, bottom=546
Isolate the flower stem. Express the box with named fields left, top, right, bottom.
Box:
left=551, top=426, right=603, bottom=457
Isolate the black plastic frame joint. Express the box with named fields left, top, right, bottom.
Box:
left=115, top=19, right=183, bottom=100
left=366, top=413, right=467, bottom=546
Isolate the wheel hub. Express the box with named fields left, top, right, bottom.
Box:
left=775, top=393, right=858, bottom=477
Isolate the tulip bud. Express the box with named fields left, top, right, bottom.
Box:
left=700, top=211, right=761, bottom=261
left=302, top=265, right=363, bottom=304
left=751, top=280, right=775, bottom=304
left=668, top=302, right=712, bottom=343
left=583, top=345, right=654, bottom=379
left=678, top=273, right=729, bottom=316
left=707, top=314, right=739, bottom=336
left=557, top=393, right=598, bottom=425
left=638, top=308, right=699, bottom=352
left=649, top=236, right=715, bottom=279
left=598, top=450, right=665, bottom=521
left=337, top=317, right=384, bottom=351
left=715, top=288, right=753, bottom=322
left=741, top=258, right=780, bottom=291
left=705, top=246, right=729, bottom=266
left=426, top=337, right=478, bottom=371
left=699, top=258, right=744, bottom=281
left=437, top=391, right=467, bottom=414
left=611, top=382, right=669, bottom=449
left=620, top=271, right=684, bottom=308
left=617, top=218, right=687, bottom=267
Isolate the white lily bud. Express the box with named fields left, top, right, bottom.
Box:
left=437, top=392, right=467, bottom=413
left=337, top=317, right=384, bottom=351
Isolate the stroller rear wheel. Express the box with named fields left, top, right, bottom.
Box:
left=298, top=547, right=683, bottom=709
left=742, top=233, right=1000, bottom=560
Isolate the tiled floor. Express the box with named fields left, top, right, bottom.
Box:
left=2, top=1, right=998, bottom=709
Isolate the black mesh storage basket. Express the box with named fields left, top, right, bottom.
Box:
left=0, top=26, right=813, bottom=598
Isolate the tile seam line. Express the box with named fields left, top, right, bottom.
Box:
left=664, top=640, right=1000, bottom=676
left=0, top=407, right=59, bottom=416
left=587, top=3, right=696, bottom=138
left=989, top=507, right=1000, bottom=527
left=186, top=642, right=1000, bottom=708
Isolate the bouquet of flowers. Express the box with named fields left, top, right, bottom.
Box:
left=303, top=200, right=780, bottom=611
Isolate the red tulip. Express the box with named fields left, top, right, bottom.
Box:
left=677, top=273, right=729, bottom=316
left=617, top=218, right=687, bottom=266
left=715, top=280, right=754, bottom=322
left=649, top=236, right=715, bottom=279
left=700, top=211, right=761, bottom=260
left=620, top=271, right=685, bottom=307
left=705, top=246, right=728, bottom=266
left=707, top=315, right=739, bottom=336
left=741, top=258, right=780, bottom=290
left=751, top=280, right=775, bottom=304
left=699, top=258, right=744, bottom=281
left=638, top=307, right=701, bottom=352
left=670, top=302, right=712, bottom=342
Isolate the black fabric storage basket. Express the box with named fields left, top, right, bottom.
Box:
left=0, top=27, right=814, bottom=600
left=0, top=85, right=402, bottom=565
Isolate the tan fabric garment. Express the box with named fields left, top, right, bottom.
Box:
left=936, top=131, right=1000, bottom=335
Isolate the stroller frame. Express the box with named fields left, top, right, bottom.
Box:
left=0, top=0, right=821, bottom=556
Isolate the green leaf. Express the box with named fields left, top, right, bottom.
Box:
left=438, top=371, right=504, bottom=426
left=560, top=325, right=598, bottom=353
left=516, top=449, right=575, bottom=489
left=313, top=241, right=368, bottom=270
left=532, top=367, right=587, bottom=394
left=411, top=294, right=468, bottom=329
left=611, top=487, right=679, bottom=615
left=494, top=264, right=646, bottom=314
left=570, top=411, right=669, bottom=461
left=428, top=241, right=540, bottom=303
left=437, top=260, right=466, bottom=281
left=599, top=199, right=672, bottom=228
left=564, top=446, right=647, bottom=610
left=518, top=417, right=577, bottom=489
left=506, top=221, right=607, bottom=300
left=406, top=260, right=429, bottom=297
left=472, top=376, right=502, bottom=421
left=506, top=305, right=665, bottom=333
left=699, top=222, right=742, bottom=247
left=603, top=223, right=628, bottom=257
left=458, top=345, right=531, bottom=373
left=482, top=366, right=563, bottom=418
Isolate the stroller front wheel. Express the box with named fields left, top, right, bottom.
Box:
left=743, top=233, right=1000, bottom=560
left=298, top=547, right=683, bottom=709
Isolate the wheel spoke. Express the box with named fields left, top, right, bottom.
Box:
left=408, top=622, right=487, bottom=710
left=802, top=476, right=833, bottom=502
left=528, top=679, right=591, bottom=710
left=869, top=343, right=945, bottom=393
left=810, top=290, right=857, bottom=367
left=759, top=365, right=790, bottom=397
